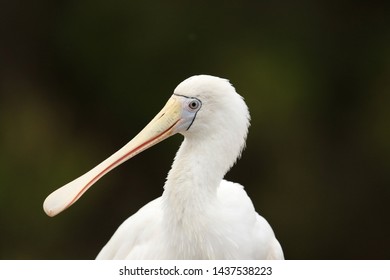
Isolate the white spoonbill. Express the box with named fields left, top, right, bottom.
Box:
left=44, top=75, right=284, bottom=260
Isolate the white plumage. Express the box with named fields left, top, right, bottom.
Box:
left=44, top=75, right=284, bottom=260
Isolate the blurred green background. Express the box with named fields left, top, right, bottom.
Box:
left=0, top=0, right=389, bottom=259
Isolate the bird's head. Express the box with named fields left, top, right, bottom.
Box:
left=43, top=75, right=250, bottom=217
left=173, top=75, right=250, bottom=142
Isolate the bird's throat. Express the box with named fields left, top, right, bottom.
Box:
left=162, top=138, right=225, bottom=223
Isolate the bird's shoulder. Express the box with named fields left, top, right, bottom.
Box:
left=217, top=180, right=284, bottom=259
left=217, top=179, right=255, bottom=210
left=216, top=179, right=258, bottom=232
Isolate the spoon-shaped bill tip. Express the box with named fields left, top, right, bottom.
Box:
left=43, top=97, right=182, bottom=216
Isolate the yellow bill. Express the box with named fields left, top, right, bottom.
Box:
left=43, top=96, right=185, bottom=217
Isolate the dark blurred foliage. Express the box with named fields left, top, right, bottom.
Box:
left=0, top=0, right=389, bottom=259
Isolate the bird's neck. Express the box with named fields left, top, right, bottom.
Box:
left=162, top=132, right=243, bottom=217
left=165, top=133, right=238, bottom=216
left=160, top=135, right=242, bottom=258
left=162, top=137, right=224, bottom=216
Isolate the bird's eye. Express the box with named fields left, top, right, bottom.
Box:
left=188, top=99, right=201, bottom=110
